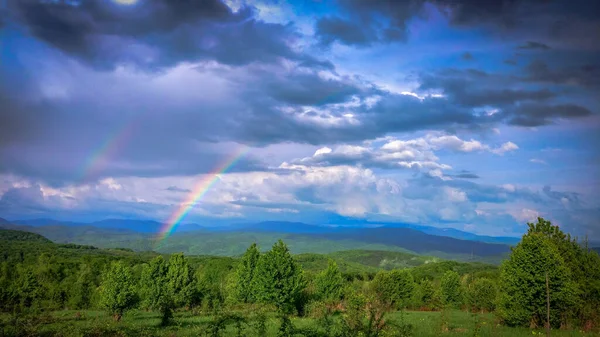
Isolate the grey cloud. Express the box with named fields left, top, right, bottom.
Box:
left=8, top=0, right=327, bottom=70
left=524, top=60, right=600, bottom=88
left=448, top=170, right=480, bottom=179
left=418, top=68, right=594, bottom=127
left=504, top=59, right=517, bottom=66
left=316, top=17, right=374, bottom=47
left=165, top=186, right=191, bottom=193
left=517, top=41, right=551, bottom=50
left=462, top=52, right=474, bottom=61
left=504, top=103, right=592, bottom=127
left=315, top=0, right=424, bottom=46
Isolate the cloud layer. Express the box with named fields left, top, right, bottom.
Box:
left=0, top=0, right=598, bottom=238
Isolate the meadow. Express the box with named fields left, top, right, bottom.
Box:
left=1, top=309, right=593, bottom=337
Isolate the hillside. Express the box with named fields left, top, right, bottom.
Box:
left=0, top=228, right=53, bottom=243
left=0, top=220, right=509, bottom=263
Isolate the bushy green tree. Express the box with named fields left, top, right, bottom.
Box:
left=372, top=269, right=415, bottom=309
left=466, top=278, right=497, bottom=312
left=99, top=261, right=138, bottom=321
left=167, top=253, right=197, bottom=309
left=233, top=243, right=260, bottom=303
left=140, top=256, right=173, bottom=325
left=498, top=231, right=578, bottom=328
left=315, top=259, right=345, bottom=302
left=252, top=240, right=307, bottom=314
left=440, top=270, right=461, bottom=307
left=527, top=218, right=600, bottom=327
left=414, top=278, right=439, bottom=309
left=70, top=263, right=96, bottom=309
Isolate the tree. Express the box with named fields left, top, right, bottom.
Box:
left=99, top=261, right=138, bottom=321
left=252, top=240, right=307, bottom=314
left=140, top=256, right=173, bottom=325
left=233, top=243, right=260, bottom=303
left=440, top=270, right=461, bottom=307
left=498, top=232, right=577, bottom=328
left=414, top=279, right=438, bottom=309
left=466, top=278, right=497, bottom=312
left=372, top=269, right=415, bottom=309
left=315, top=259, right=345, bottom=302
left=167, top=253, right=197, bottom=309
left=70, top=263, right=96, bottom=309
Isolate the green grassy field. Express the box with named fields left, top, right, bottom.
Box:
left=2, top=309, right=594, bottom=337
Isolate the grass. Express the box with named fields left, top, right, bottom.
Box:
left=1, top=309, right=595, bottom=337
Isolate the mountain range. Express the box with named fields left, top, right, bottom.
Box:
left=2, top=216, right=597, bottom=263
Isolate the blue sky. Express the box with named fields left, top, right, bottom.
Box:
left=0, top=0, right=598, bottom=238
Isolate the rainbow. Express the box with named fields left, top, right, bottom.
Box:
left=156, top=146, right=250, bottom=245
left=80, top=117, right=138, bottom=182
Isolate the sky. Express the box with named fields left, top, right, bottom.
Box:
left=0, top=0, right=599, bottom=238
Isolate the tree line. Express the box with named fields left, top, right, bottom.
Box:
left=1, top=217, right=599, bottom=334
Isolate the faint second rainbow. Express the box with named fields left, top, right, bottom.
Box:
left=156, top=146, right=250, bottom=245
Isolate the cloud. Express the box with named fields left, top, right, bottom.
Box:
left=165, top=186, right=191, bottom=193
left=314, top=0, right=425, bottom=46
left=517, top=41, right=551, bottom=50
left=292, top=133, right=517, bottom=172
left=462, top=52, right=474, bottom=61
left=447, top=170, right=480, bottom=179
left=529, top=158, right=547, bottom=165
left=8, top=0, right=329, bottom=71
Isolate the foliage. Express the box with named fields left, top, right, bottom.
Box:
left=466, top=278, right=497, bottom=313
left=99, top=261, right=138, bottom=321
left=440, top=270, right=462, bottom=307
left=314, top=259, right=345, bottom=302
left=233, top=243, right=260, bottom=303
left=371, top=269, right=415, bottom=309
left=140, top=256, right=173, bottom=325
left=167, top=253, right=197, bottom=308
left=498, top=224, right=578, bottom=328
left=252, top=240, right=307, bottom=314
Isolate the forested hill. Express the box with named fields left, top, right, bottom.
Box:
left=0, top=228, right=496, bottom=277
left=0, top=220, right=510, bottom=263
left=0, top=228, right=52, bottom=243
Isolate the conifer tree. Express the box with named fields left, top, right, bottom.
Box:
left=252, top=240, right=307, bottom=314
left=234, top=243, right=260, bottom=303
left=315, top=259, right=344, bottom=302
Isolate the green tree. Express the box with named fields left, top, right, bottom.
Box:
left=414, top=279, right=438, bottom=309
left=233, top=243, right=260, bottom=303
left=140, top=256, right=173, bottom=325
left=498, top=231, right=578, bottom=328
left=70, top=263, right=96, bottom=309
left=372, top=269, right=415, bottom=309
left=440, top=270, right=461, bottom=307
left=99, top=261, right=138, bottom=321
left=315, top=259, right=345, bottom=302
left=252, top=240, right=307, bottom=314
left=466, top=278, right=497, bottom=312
left=167, top=253, right=197, bottom=309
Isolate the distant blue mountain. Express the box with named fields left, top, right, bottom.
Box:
left=8, top=217, right=519, bottom=245
left=11, top=218, right=206, bottom=233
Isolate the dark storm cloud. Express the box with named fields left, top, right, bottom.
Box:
left=517, top=41, right=551, bottom=50
left=461, top=52, right=474, bottom=61
left=418, top=68, right=594, bottom=127
left=503, top=104, right=592, bottom=127
left=315, top=0, right=425, bottom=46
left=524, top=60, right=600, bottom=88
left=7, top=0, right=328, bottom=70
left=316, top=17, right=373, bottom=47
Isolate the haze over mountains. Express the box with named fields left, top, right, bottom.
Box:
left=0, top=216, right=512, bottom=262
